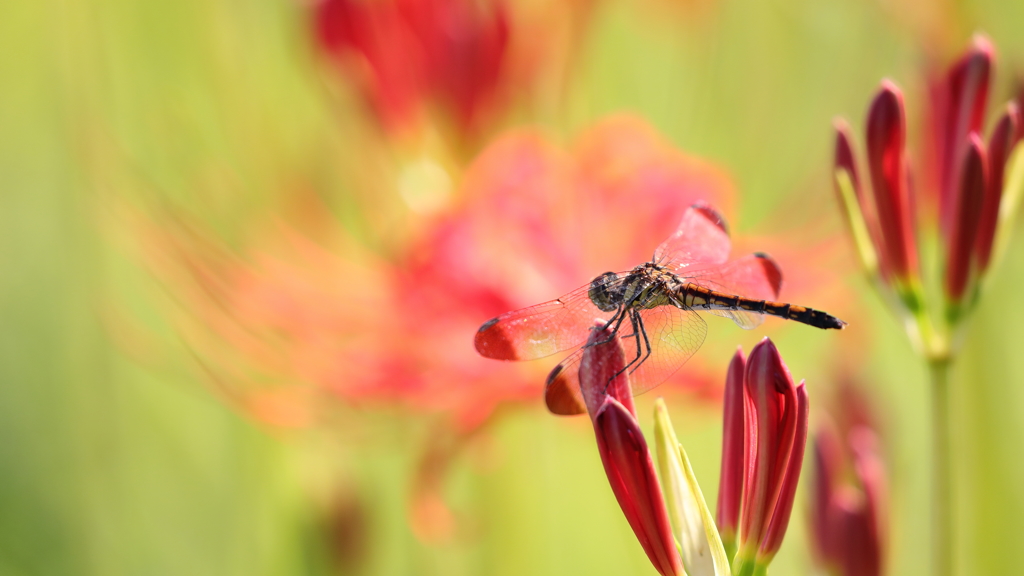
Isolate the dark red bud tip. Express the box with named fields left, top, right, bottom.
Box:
left=945, top=134, right=988, bottom=302
left=580, top=320, right=635, bottom=418
left=975, top=103, right=1020, bottom=271
left=968, top=34, right=996, bottom=63
left=867, top=83, right=906, bottom=171
left=940, top=36, right=994, bottom=234
left=747, top=337, right=793, bottom=394
left=866, top=81, right=917, bottom=282
left=834, top=119, right=862, bottom=195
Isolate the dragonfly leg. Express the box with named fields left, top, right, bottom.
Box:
left=629, top=312, right=653, bottom=375
left=605, top=310, right=650, bottom=392
left=591, top=306, right=629, bottom=347
left=598, top=287, right=660, bottom=391
left=626, top=288, right=660, bottom=371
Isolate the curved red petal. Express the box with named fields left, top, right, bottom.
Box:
left=944, top=134, right=987, bottom=303
left=717, top=348, right=746, bottom=538
left=866, top=81, right=917, bottom=282
left=594, top=401, right=683, bottom=576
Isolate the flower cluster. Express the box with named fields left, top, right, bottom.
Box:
left=579, top=320, right=735, bottom=576
left=138, top=117, right=742, bottom=541
left=716, top=341, right=808, bottom=574
left=577, top=333, right=808, bottom=576
left=833, top=34, right=1023, bottom=355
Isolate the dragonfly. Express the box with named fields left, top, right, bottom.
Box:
left=474, top=203, right=846, bottom=415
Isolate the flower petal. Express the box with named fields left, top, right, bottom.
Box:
left=739, top=338, right=797, bottom=552
left=939, top=35, right=994, bottom=235
left=759, top=382, right=809, bottom=558
left=580, top=320, right=637, bottom=420
left=944, top=134, right=987, bottom=307
left=595, top=399, right=683, bottom=576
left=990, top=140, right=1024, bottom=268
left=654, top=399, right=731, bottom=576
left=975, top=103, right=1021, bottom=272
left=833, top=120, right=881, bottom=278
left=585, top=323, right=682, bottom=576
left=865, top=81, right=918, bottom=284
left=715, top=348, right=745, bottom=556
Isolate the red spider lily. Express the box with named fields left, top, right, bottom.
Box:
left=140, top=117, right=736, bottom=431
left=717, top=339, right=808, bottom=573
left=833, top=35, right=1022, bottom=326
left=312, top=0, right=593, bottom=148
left=580, top=321, right=683, bottom=576
left=313, top=0, right=510, bottom=139
left=809, top=421, right=886, bottom=576
left=132, top=117, right=746, bottom=539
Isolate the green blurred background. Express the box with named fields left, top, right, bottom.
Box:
left=3, top=0, right=1024, bottom=574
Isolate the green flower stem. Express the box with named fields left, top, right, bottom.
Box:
left=721, top=537, right=736, bottom=569
left=731, top=555, right=755, bottom=576
left=928, top=356, right=953, bottom=576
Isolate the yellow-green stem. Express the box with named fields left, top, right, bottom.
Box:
left=928, top=357, right=953, bottom=576
left=731, top=553, right=755, bottom=576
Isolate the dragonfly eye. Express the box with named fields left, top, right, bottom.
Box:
left=588, top=272, right=622, bottom=312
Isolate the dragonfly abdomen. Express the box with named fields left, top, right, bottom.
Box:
left=679, top=285, right=846, bottom=330
left=761, top=301, right=846, bottom=330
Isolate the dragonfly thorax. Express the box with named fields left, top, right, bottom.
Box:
left=589, top=264, right=682, bottom=313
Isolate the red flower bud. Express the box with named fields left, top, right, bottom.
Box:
left=945, top=134, right=987, bottom=304
left=732, top=338, right=809, bottom=564
left=716, top=348, right=746, bottom=552
left=809, top=424, right=886, bottom=576
left=939, top=35, right=994, bottom=235
left=581, top=322, right=683, bottom=576
left=975, top=103, right=1021, bottom=271
left=865, top=82, right=918, bottom=284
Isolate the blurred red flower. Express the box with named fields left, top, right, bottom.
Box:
left=127, top=116, right=848, bottom=543
left=808, top=383, right=887, bottom=576
left=311, top=0, right=592, bottom=147
left=140, top=116, right=739, bottom=434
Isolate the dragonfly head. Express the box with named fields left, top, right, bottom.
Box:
left=589, top=272, right=623, bottom=312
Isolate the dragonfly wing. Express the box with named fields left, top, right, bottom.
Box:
left=653, top=203, right=732, bottom=268
left=544, top=350, right=587, bottom=415
left=543, top=304, right=709, bottom=415
left=627, top=304, right=708, bottom=396
left=475, top=276, right=623, bottom=361
left=709, top=309, right=764, bottom=329
left=685, top=253, right=783, bottom=330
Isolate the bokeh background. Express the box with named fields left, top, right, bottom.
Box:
left=3, top=0, right=1024, bottom=574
